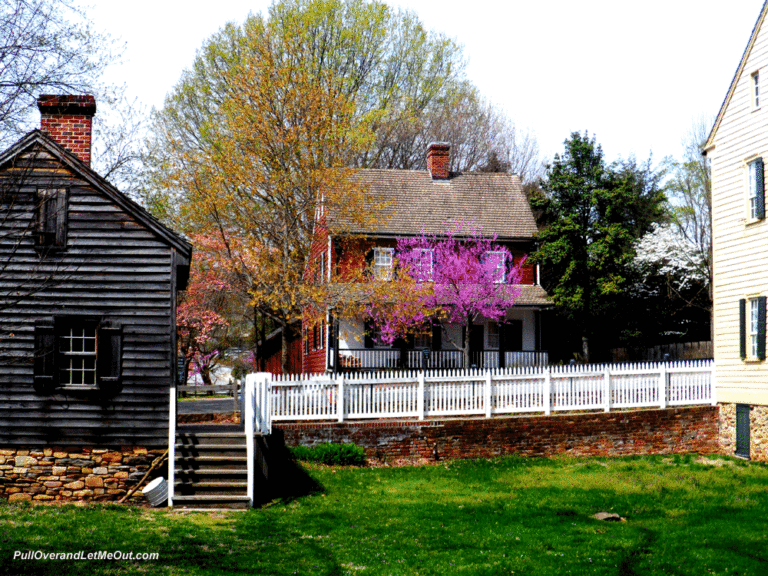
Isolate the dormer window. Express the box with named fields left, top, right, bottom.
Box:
left=373, top=247, right=394, bottom=280
left=36, top=188, right=68, bottom=248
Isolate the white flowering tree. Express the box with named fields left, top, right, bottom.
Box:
left=630, top=223, right=711, bottom=342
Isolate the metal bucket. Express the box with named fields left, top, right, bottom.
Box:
left=142, top=477, right=168, bottom=507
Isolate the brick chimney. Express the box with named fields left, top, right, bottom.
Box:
left=37, top=95, right=96, bottom=166
left=427, top=142, right=450, bottom=180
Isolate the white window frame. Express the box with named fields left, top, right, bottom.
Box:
left=415, top=248, right=433, bottom=282
left=373, top=247, right=394, bottom=280
left=749, top=158, right=762, bottom=220
left=750, top=297, right=761, bottom=359
left=59, top=324, right=98, bottom=388
left=753, top=71, right=761, bottom=109
left=485, top=250, right=506, bottom=283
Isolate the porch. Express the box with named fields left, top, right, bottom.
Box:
left=334, top=348, right=549, bottom=371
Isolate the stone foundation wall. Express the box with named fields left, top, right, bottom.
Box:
left=277, top=406, right=720, bottom=464
left=718, top=403, right=768, bottom=460
left=0, top=447, right=166, bottom=504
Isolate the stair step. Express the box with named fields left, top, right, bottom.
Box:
left=175, top=481, right=247, bottom=488
left=172, top=494, right=250, bottom=509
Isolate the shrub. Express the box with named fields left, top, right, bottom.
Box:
left=289, top=442, right=366, bottom=466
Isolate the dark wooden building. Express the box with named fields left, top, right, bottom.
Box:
left=0, top=95, right=192, bottom=455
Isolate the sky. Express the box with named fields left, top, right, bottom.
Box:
left=84, top=0, right=767, bottom=165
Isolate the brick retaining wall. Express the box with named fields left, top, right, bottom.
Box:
left=276, top=406, right=720, bottom=463
left=0, top=446, right=166, bottom=504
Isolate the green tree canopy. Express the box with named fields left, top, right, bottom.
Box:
left=532, top=132, right=667, bottom=361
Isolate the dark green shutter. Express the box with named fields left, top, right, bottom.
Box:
left=33, top=319, right=57, bottom=393
left=757, top=158, right=765, bottom=220
left=97, top=322, right=122, bottom=393
left=740, top=299, right=747, bottom=360
left=758, top=296, right=767, bottom=360
left=736, top=404, right=751, bottom=458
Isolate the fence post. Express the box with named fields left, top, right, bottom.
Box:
left=168, top=385, right=176, bottom=507
left=544, top=367, right=551, bottom=416
left=710, top=360, right=717, bottom=406
left=417, top=372, right=425, bottom=420
left=603, top=367, right=611, bottom=413
left=484, top=371, right=493, bottom=418
left=659, top=363, right=668, bottom=409
left=244, top=374, right=256, bottom=508
left=337, top=374, right=345, bottom=422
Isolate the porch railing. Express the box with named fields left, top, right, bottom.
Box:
left=336, top=348, right=549, bottom=371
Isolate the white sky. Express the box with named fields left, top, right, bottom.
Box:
left=85, top=0, right=766, bottom=164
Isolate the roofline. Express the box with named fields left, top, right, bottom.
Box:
left=330, top=231, right=537, bottom=243
left=0, top=131, right=192, bottom=258
left=704, top=1, right=768, bottom=152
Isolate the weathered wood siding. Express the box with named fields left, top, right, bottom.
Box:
left=0, top=144, right=184, bottom=446
left=709, top=9, right=768, bottom=405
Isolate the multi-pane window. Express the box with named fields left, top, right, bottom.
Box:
left=33, top=317, right=122, bottom=393
left=485, top=251, right=507, bottom=283
left=749, top=158, right=764, bottom=220
left=488, top=322, right=500, bottom=349
left=753, top=71, right=760, bottom=109
left=59, top=326, right=97, bottom=386
left=740, top=297, right=766, bottom=361
left=751, top=298, right=761, bottom=359
left=373, top=247, right=394, bottom=280
left=414, top=248, right=433, bottom=281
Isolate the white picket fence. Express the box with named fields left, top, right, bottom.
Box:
left=243, top=360, right=715, bottom=432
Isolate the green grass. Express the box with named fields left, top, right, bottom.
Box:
left=1, top=454, right=767, bottom=575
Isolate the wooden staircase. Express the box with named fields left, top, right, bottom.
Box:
left=173, top=427, right=250, bottom=509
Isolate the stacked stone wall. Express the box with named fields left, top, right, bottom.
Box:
left=0, top=446, right=165, bottom=504
left=718, top=403, right=768, bottom=460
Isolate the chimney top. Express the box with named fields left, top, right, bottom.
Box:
left=427, top=142, right=450, bottom=180
left=37, top=95, right=96, bottom=166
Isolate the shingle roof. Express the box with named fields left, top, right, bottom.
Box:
left=335, top=169, right=538, bottom=240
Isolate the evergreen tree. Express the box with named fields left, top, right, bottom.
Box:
left=532, top=132, right=667, bottom=361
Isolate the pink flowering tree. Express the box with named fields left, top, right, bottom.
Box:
left=366, top=224, right=526, bottom=368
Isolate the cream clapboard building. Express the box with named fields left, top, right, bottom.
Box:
left=705, top=2, right=768, bottom=460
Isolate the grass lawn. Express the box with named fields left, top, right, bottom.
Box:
left=0, top=454, right=766, bottom=575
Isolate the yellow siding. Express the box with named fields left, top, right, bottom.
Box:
left=711, top=14, right=768, bottom=405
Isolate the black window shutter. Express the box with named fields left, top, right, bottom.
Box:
left=431, top=323, right=442, bottom=351
left=758, top=296, right=767, bottom=360
left=740, top=299, right=747, bottom=360
left=364, top=319, right=374, bottom=349
left=97, top=322, right=122, bottom=391
left=33, top=319, right=56, bottom=393
left=757, top=158, right=765, bottom=220
left=54, top=189, right=68, bottom=246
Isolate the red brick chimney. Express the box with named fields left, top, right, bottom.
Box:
left=37, top=95, right=96, bottom=166
left=427, top=142, right=450, bottom=180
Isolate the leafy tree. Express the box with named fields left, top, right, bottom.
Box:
left=626, top=223, right=711, bottom=346
left=367, top=225, right=525, bottom=368
left=532, top=132, right=667, bottom=362
left=664, top=115, right=713, bottom=338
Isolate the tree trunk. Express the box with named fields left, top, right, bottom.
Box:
left=280, top=318, right=289, bottom=375
left=463, top=314, right=472, bottom=369
left=581, top=335, right=590, bottom=364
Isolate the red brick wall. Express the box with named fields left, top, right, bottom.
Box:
left=276, top=406, right=720, bottom=462
left=302, top=322, right=328, bottom=374
left=37, top=95, right=96, bottom=166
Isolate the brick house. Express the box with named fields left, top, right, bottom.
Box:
left=0, top=95, right=192, bottom=502
left=299, top=142, right=551, bottom=374
left=704, top=2, right=768, bottom=460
